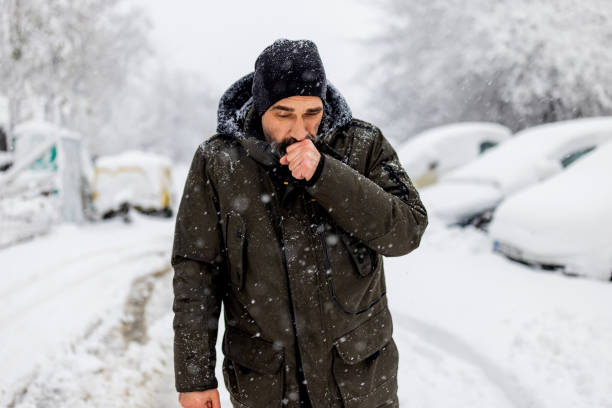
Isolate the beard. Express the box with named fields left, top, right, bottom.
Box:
left=269, top=133, right=316, bottom=157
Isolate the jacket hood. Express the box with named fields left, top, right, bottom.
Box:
left=215, top=71, right=353, bottom=167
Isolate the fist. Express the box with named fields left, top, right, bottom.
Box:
left=279, top=138, right=321, bottom=181
left=178, top=389, right=221, bottom=408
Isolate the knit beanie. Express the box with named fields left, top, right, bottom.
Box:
left=252, top=38, right=327, bottom=117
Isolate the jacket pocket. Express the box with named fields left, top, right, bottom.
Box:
left=323, top=226, right=386, bottom=315
left=340, top=233, right=380, bottom=277
left=225, top=212, right=246, bottom=291
left=332, top=307, right=399, bottom=408
left=221, top=325, right=285, bottom=407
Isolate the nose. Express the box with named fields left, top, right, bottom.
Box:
left=290, top=115, right=309, bottom=140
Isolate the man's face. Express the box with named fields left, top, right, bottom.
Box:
left=261, top=95, right=324, bottom=156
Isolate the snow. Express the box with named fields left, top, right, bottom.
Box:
left=93, top=150, right=175, bottom=214
left=366, top=0, right=612, bottom=140
left=419, top=180, right=501, bottom=225
left=0, top=211, right=174, bottom=405
left=386, top=218, right=612, bottom=408
left=423, top=117, right=612, bottom=224
left=96, top=149, right=172, bottom=170
left=0, top=151, right=12, bottom=168
left=488, top=140, right=612, bottom=279
left=13, top=120, right=81, bottom=142
left=397, top=122, right=511, bottom=179
left=444, top=117, right=612, bottom=193
left=1, top=163, right=611, bottom=407
left=0, top=120, right=91, bottom=246
left=0, top=195, right=59, bottom=248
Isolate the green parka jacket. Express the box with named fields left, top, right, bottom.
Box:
left=171, top=72, right=429, bottom=408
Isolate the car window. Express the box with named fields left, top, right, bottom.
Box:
left=479, top=140, right=498, bottom=154
left=560, top=146, right=596, bottom=168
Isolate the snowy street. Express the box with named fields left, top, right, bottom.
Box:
left=3, top=1, right=612, bottom=407
left=2, top=194, right=611, bottom=407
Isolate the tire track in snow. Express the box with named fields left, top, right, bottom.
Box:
left=0, top=243, right=169, bottom=329
left=0, top=236, right=169, bottom=300
left=393, top=311, right=543, bottom=408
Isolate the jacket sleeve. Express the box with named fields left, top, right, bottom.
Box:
left=171, top=144, right=226, bottom=393
left=305, top=126, right=428, bottom=257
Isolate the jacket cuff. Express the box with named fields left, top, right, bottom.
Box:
left=176, top=377, right=218, bottom=393
left=304, top=152, right=350, bottom=199
left=304, top=152, right=326, bottom=187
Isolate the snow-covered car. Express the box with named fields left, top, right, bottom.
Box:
left=92, top=150, right=175, bottom=218
left=420, top=117, right=612, bottom=228
left=397, top=122, right=511, bottom=188
left=489, top=140, right=612, bottom=281
left=0, top=120, right=93, bottom=247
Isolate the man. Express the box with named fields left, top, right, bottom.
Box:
left=172, top=38, right=428, bottom=408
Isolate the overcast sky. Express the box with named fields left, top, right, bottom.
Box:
left=133, top=0, right=383, bottom=119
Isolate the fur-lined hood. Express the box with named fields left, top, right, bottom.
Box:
left=215, top=71, right=353, bottom=167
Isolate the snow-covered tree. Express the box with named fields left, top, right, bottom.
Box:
left=1, top=0, right=218, bottom=162
left=0, top=0, right=152, bottom=147
left=92, top=65, right=218, bottom=163
left=363, top=0, right=612, bottom=140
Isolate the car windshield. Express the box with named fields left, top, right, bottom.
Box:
left=560, top=146, right=596, bottom=168
left=479, top=140, right=498, bottom=154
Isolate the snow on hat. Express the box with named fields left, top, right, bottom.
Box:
left=252, top=38, right=327, bottom=117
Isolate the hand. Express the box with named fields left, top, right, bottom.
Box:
left=178, top=389, right=221, bottom=408
left=279, top=138, right=321, bottom=181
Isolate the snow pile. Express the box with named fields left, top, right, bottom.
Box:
left=0, top=195, right=59, bottom=248
left=7, top=312, right=174, bottom=408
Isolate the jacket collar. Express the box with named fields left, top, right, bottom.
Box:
left=216, top=71, right=353, bottom=168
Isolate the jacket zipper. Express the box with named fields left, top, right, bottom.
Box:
left=265, top=174, right=306, bottom=401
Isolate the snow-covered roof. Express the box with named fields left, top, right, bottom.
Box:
left=398, top=122, right=512, bottom=176
left=402, top=122, right=511, bottom=153
left=443, top=116, right=612, bottom=194
left=13, top=120, right=81, bottom=142
left=95, top=150, right=172, bottom=170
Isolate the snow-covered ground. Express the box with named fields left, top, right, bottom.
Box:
left=1, top=164, right=611, bottom=408
left=386, top=219, right=612, bottom=408
left=0, top=211, right=176, bottom=407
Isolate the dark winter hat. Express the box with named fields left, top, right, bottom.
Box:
left=252, top=38, right=327, bottom=117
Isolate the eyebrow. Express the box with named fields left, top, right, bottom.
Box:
left=271, top=105, right=323, bottom=114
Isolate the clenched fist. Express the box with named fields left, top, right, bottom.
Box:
left=178, top=389, right=221, bottom=408
left=279, top=138, right=321, bottom=181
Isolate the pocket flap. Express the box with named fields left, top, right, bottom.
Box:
left=340, top=233, right=379, bottom=277
left=222, top=325, right=285, bottom=374
left=333, top=307, right=393, bottom=364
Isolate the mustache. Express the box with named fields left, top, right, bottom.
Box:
left=270, top=134, right=316, bottom=157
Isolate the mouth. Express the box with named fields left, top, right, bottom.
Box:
left=270, top=134, right=316, bottom=157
